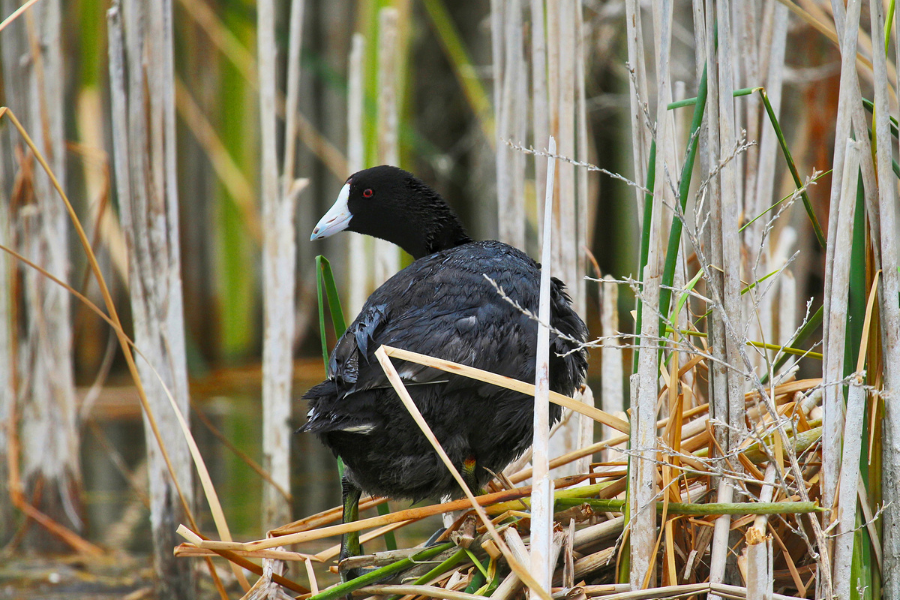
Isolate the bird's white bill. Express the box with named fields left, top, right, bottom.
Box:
left=311, top=183, right=352, bottom=240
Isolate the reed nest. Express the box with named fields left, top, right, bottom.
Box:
left=176, top=346, right=827, bottom=600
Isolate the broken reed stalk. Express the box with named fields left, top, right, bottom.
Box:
left=833, top=382, right=868, bottom=597
left=746, top=464, right=776, bottom=600
left=531, top=136, right=557, bottom=591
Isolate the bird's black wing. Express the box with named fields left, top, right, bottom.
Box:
left=301, top=241, right=587, bottom=434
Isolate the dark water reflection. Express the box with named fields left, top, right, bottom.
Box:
left=81, top=383, right=343, bottom=553
left=80, top=378, right=440, bottom=558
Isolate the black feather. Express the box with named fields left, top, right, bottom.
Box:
left=303, top=166, right=589, bottom=501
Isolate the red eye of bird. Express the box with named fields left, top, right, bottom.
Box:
left=363, top=188, right=374, bottom=198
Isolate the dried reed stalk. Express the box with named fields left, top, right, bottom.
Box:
left=734, top=2, right=759, bottom=222
left=530, top=0, right=549, bottom=211
left=380, top=345, right=629, bottom=433
left=495, top=0, right=525, bottom=250
left=346, top=33, right=368, bottom=316
left=821, top=0, right=862, bottom=518
left=746, top=464, right=776, bottom=600
left=374, top=7, right=400, bottom=285
left=701, top=1, right=729, bottom=511
left=2, top=0, right=81, bottom=553
left=832, top=275, right=876, bottom=598
left=822, top=139, right=860, bottom=552
left=107, top=1, right=198, bottom=594
left=628, top=1, right=673, bottom=588
left=531, top=137, right=558, bottom=589
left=546, top=1, right=587, bottom=476
left=871, top=0, right=900, bottom=590
left=574, top=2, right=588, bottom=317
left=624, top=0, right=650, bottom=223
left=828, top=0, right=880, bottom=250
left=258, top=0, right=299, bottom=531
left=0, top=117, right=10, bottom=541
left=600, top=277, right=624, bottom=459
left=556, top=0, right=576, bottom=297
left=706, top=1, right=745, bottom=594
left=750, top=0, right=789, bottom=374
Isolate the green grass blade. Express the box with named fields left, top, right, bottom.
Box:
left=659, top=65, right=708, bottom=357
left=306, top=542, right=454, bottom=600
left=662, top=326, right=822, bottom=359
left=666, top=85, right=752, bottom=110
left=317, top=255, right=347, bottom=337
left=554, top=498, right=823, bottom=515
left=886, top=0, right=895, bottom=53
left=315, top=256, right=330, bottom=368
left=845, top=174, right=866, bottom=378
left=464, top=570, right=486, bottom=595
left=861, top=98, right=900, bottom=138
left=847, top=173, right=873, bottom=600
left=465, top=549, right=490, bottom=579
left=757, top=88, right=827, bottom=248
left=673, top=269, right=704, bottom=321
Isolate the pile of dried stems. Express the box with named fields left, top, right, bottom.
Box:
left=175, top=342, right=828, bottom=600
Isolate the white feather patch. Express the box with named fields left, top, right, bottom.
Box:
left=341, top=424, right=376, bottom=434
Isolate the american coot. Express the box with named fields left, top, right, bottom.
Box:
left=301, top=165, right=588, bottom=575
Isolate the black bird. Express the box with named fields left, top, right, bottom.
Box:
left=300, top=165, right=588, bottom=576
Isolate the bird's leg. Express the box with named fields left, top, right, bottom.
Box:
left=338, top=476, right=364, bottom=582
left=426, top=456, right=480, bottom=546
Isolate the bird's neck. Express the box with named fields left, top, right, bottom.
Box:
left=399, top=187, right=472, bottom=259
left=416, top=220, right=472, bottom=259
